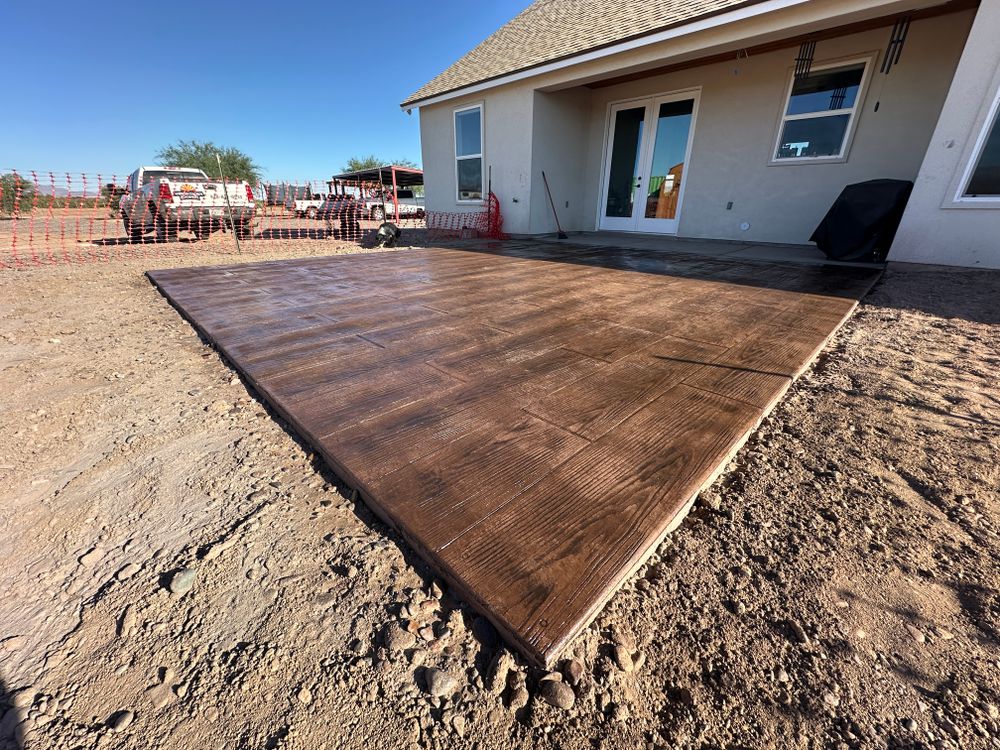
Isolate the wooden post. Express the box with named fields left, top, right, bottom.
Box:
left=391, top=166, right=399, bottom=222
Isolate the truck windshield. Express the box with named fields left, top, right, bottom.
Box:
left=142, top=170, right=207, bottom=184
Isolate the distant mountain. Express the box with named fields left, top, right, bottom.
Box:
left=33, top=185, right=87, bottom=197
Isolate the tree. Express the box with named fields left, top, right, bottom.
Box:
left=155, top=140, right=263, bottom=185
left=0, top=173, right=36, bottom=217
left=342, top=155, right=419, bottom=172
left=102, top=183, right=127, bottom=216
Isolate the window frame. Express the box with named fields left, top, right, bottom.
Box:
left=454, top=103, right=485, bottom=204
left=770, top=55, right=874, bottom=165
left=954, top=86, right=1000, bottom=205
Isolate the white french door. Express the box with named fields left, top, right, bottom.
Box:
left=599, top=90, right=700, bottom=234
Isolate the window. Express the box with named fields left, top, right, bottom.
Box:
left=774, top=61, right=868, bottom=161
left=455, top=105, right=483, bottom=201
left=142, top=170, right=206, bottom=184
left=958, top=90, right=1000, bottom=200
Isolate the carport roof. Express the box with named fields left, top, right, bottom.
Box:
left=329, top=166, right=424, bottom=187
left=401, top=0, right=769, bottom=107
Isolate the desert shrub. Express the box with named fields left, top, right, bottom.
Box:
left=0, top=173, right=35, bottom=217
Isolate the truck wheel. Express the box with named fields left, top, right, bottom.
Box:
left=234, top=220, right=252, bottom=240
left=370, top=206, right=385, bottom=222
left=193, top=219, right=211, bottom=240
left=306, top=206, right=318, bottom=220
left=155, top=215, right=177, bottom=243
left=123, top=216, right=143, bottom=243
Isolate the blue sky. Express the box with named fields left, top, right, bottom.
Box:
left=5, top=1, right=531, bottom=180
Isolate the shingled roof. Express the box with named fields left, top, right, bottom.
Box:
left=402, top=0, right=768, bottom=106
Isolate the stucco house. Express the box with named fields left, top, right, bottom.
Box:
left=402, top=0, right=1000, bottom=268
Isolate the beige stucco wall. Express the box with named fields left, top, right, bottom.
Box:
left=418, top=6, right=974, bottom=241
left=574, top=9, right=973, bottom=243
left=418, top=85, right=536, bottom=233
left=890, top=0, right=1000, bottom=269
left=529, top=89, right=592, bottom=234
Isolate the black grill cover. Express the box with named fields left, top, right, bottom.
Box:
left=810, top=179, right=913, bottom=262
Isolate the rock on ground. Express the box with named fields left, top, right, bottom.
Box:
left=540, top=680, right=576, bottom=710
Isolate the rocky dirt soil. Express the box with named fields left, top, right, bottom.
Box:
left=0, top=247, right=997, bottom=750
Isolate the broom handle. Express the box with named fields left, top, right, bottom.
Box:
left=541, top=170, right=565, bottom=235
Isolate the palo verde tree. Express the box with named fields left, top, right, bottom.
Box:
left=156, top=140, right=263, bottom=185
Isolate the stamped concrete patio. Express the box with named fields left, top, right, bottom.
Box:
left=148, top=239, right=881, bottom=667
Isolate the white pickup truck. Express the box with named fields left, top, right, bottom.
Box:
left=119, top=166, right=256, bottom=242
left=286, top=193, right=325, bottom=219
left=365, top=188, right=425, bottom=222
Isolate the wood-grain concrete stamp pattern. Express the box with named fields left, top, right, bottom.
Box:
left=148, top=240, right=880, bottom=667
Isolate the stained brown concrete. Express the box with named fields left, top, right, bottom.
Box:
left=148, top=239, right=880, bottom=666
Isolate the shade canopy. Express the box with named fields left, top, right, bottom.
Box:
left=329, top=165, right=424, bottom=187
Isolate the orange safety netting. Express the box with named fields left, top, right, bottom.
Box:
left=425, top=192, right=506, bottom=241
left=1, top=169, right=499, bottom=268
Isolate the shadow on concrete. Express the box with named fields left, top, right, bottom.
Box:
left=451, top=237, right=1000, bottom=326
left=445, top=238, right=882, bottom=301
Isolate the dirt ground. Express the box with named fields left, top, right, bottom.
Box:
left=0, top=209, right=428, bottom=269
left=0, top=244, right=997, bottom=750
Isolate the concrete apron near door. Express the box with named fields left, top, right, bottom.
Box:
left=148, top=239, right=882, bottom=667
left=538, top=232, right=888, bottom=269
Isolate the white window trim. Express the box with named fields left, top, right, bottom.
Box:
left=954, top=86, right=1000, bottom=206
left=454, top=103, right=484, bottom=204
left=770, top=55, right=874, bottom=165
